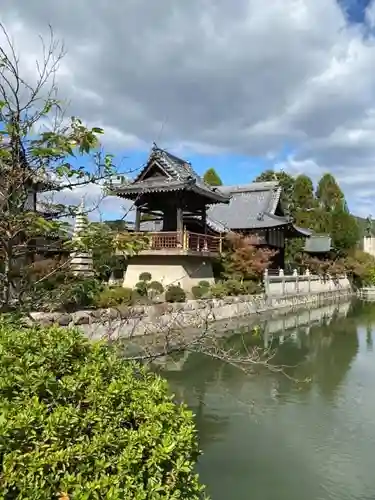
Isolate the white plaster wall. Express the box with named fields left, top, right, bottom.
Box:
left=123, top=255, right=215, bottom=291
left=363, top=236, right=375, bottom=257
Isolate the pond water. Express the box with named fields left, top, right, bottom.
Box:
left=159, top=300, right=375, bottom=500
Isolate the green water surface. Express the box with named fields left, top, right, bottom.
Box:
left=161, top=301, right=375, bottom=500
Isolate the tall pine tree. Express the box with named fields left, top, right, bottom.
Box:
left=315, top=173, right=359, bottom=254
left=203, top=168, right=222, bottom=186
left=316, top=173, right=344, bottom=212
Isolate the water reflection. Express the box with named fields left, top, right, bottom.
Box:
left=158, top=300, right=375, bottom=500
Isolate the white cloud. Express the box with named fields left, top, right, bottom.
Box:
left=1, top=0, right=375, bottom=215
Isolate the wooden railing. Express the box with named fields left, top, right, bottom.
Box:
left=137, top=230, right=222, bottom=253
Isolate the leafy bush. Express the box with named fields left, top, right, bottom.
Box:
left=224, top=279, right=244, bottom=296
left=58, top=277, right=103, bottom=311
left=0, top=322, right=204, bottom=498
left=134, top=280, right=149, bottom=297
left=34, top=276, right=103, bottom=312
left=209, top=282, right=227, bottom=298
left=148, top=281, right=164, bottom=293
left=198, top=280, right=210, bottom=289
left=94, top=286, right=133, bottom=308
left=165, top=285, right=186, bottom=303
left=192, top=285, right=206, bottom=299
left=242, top=280, right=261, bottom=295
left=138, top=272, right=152, bottom=282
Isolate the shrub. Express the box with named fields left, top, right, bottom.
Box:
left=210, top=282, right=227, bottom=298
left=94, top=286, right=133, bottom=308
left=0, top=322, right=204, bottom=498
left=138, top=272, right=152, bottom=282
left=224, top=279, right=244, bottom=296
left=242, top=280, right=261, bottom=295
left=198, top=280, right=210, bottom=289
left=47, top=276, right=103, bottom=312
left=192, top=285, right=206, bottom=299
left=148, top=280, right=164, bottom=293
left=134, top=280, right=149, bottom=296
left=165, top=285, right=186, bottom=303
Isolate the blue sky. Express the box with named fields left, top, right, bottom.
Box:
left=111, top=147, right=278, bottom=186
left=338, top=0, right=373, bottom=23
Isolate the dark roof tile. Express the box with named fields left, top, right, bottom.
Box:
left=112, top=145, right=229, bottom=203
left=207, top=182, right=290, bottom=230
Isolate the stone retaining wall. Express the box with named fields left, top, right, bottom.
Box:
left=30, top=287, right=353, bottom=340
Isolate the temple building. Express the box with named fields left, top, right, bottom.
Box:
left=206, top=182, right=311, bottom=268
left=111, top=144, right=230, bottom=289
left=0, top=141, right=63, bottom=262
left=111, top=145, right=312, bottom=290
left=304, top=234, right=332, bottom=259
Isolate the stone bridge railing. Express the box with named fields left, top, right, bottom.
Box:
left=263, top=268, right=351, bottom=297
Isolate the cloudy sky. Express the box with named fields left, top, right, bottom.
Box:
left=2, top=0, right=375, bottom=219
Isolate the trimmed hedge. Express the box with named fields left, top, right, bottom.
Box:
left=94, top=286, right=133, bottom=308
left=0, top=321, right=204, bottom=499
left=165, top=285, right=186, bottom=303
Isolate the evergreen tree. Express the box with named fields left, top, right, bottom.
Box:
left=330, top=204, right=360, bottom=255
left=316, top=173, right=344, bottom=212
left=203, top=168, right=223, bottom=186
left=291, top=174, right=316, bottom=212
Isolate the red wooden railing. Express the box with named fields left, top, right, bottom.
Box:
left=136, top=231, right=222, bottom=253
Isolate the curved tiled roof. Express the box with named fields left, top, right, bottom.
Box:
left=112, top=145, right=230, bottom=204
left=207, top=181, right=291, bottom=231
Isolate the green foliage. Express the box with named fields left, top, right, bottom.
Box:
left=191, top=286, right=206, bottom=299
left=242, top=280, right=261, bottom=295
left=209, top=282, right=227, bottom=298
left=30, top=273, right=103, bottom=312
left=148, top=281, right=164, bottom=293
left=133, top=276, right=164, bottom=301
left=291, top=174, right=316, bottom=214
left=191, top=281, right=211, bottom=299
left=203, top=168, right=223, bottom=186
left=58, top=277, right=103, bottom=312
left=0, top=29, right=151, bottom=311
left=139, top=272, right=152, bottom=282
left=316, top=173, right=344, bottom=212
left=134, top=281, right=149, bottom=297
left=0, top=323, right=204, bottom=498
left=223, top=279, right=244, bottom=296
left=207, top=279, right=259, bottom=298
left=94, top=286, right=133, bottom=308
left=72, top=223, right=150, bottom=265
left=343, top=250, right=375, bottom=288
left=198, top=280, right=210, bottom=289
left=165, top=285, right=186, bottom=303
left=330, top=205, right=360, bottom=255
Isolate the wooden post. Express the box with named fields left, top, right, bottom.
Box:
left=135, top=206, right=141, bottom=232
left=183, top=227, right=188, bottom=250
left=177, top=206, right=183, bottom=247
left=219, top=233, right=223, bottom=254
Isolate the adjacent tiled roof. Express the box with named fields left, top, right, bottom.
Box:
left=206, top=182, right=292, bottom=231
left=304, top=235, right=332, bottom=253
left=111, top=145, right=230, bottom=204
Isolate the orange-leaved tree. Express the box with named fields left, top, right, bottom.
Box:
left=223, top=233, right=277, bottom=281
